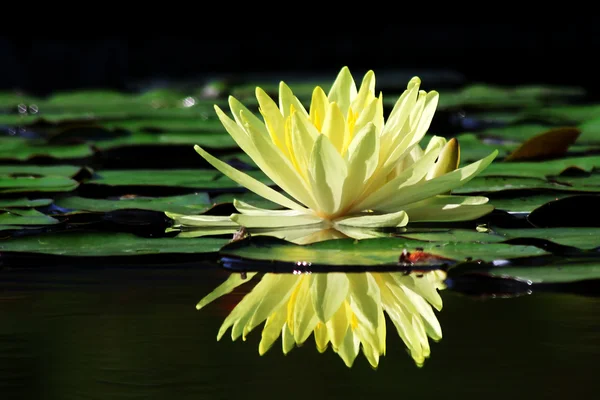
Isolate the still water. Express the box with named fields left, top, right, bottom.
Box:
left=1, top=266, right=598, bottom=400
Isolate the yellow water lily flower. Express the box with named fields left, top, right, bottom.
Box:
left=197, top=270, right=447, bottom=368
left=177, top=67, right=497, bottom=239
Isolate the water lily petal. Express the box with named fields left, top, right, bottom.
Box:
left=196, top=272, right=258, bottom=311
left=310, top=273, right=350, bottom=323
left=228, top=96, right=269, bottom=138
left=426, top=137, right=460, bottom=180
left=194, top=145, right=307, bottom=212
left=291, top=276, right=319, bottom=345
left=350, top=70, right=376, bottom=114
left=279, top=81, right=309, bottom=119
left=291, top=112, right=318, bottom=179
left=327, top=66, right=357, bottom=117
left=347, top=273, right=382, bottom=350
left=352, top=144, right=443, bottom=212
left=376, top=150, right=498, bottom=212
left=401, top=286, right=442, bottom=341
left=245, top=275, right=300, bottom=335
left=281, top=322, right=295, bottom=354
left=308, top=134, right=348, bottom=216
left=259, top=306, right=288, bottom=355
left=405, top=198, right=495, bottom=222
left=231, top=213, right=323, bottom=228
left=326, top=301, right=349, bottom=350
left=321, top=102, right=346, bottom=152
left=240, top=110, right=319, bottom=209
left=256, top=87, right=287, bottom=153
left=335, top=210, right=408, bottom=228
left=336, top=326, right=360, bottom=368
left=166, top=213, right=238, bottom=227
left=309, top=86, right=329, bottom=132
left=314, top=322, right=329, bottom=353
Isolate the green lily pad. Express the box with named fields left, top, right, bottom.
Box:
left=211, top=191, right=281, bottom=210
left=452, top=260, right=600, bottom=284
left=0, top=198, right=53, bottom=208
left=0, top=137, right=94, bottom=161
left=0, top=231, right=229, bottom=256
left=524, top=104, right=600, bottom=124
left=454, top=133, right=516, bottom=164
left=488, top=194, right=574, bottom=213
left=0, top=165, right=84, bottom=177
left=483, top=124, right=555, bottom=142
left=94, top=131, right=237, bottom=150
left=87, top=169, right=273, bottom=189
left=437, top=84, right=584, bottom=110
left=454, top=176, right=600, bottom=194
left=0, top=176, right=79, bottom=194
left=55, top=193, right=212, bottom=214
left=0, top=208, right=59, bottom=225
left=480, top=155, right=600, bottom=179
left=401, top=227, right=600, bottom=250
left=220, top=236, right=547, bottom=266
left=101, top=117, right=225, bottom=132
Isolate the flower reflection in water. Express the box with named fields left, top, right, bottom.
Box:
left=197, top=269, right=447, bottom=368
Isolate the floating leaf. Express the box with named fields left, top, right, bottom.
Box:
left=0, top=208, right=59, bottom=225
left=55, top=193, right=213, bottom=214
left=450, top=259, right=600, bottom=284
left=0, top=165, right=84, bottom=178
left=87, top=169, right=273, bottom=189
left=0, top=198, right=53, bottom=208
left=211, top=191, right=281, bottom=210
left=503, top=127, right=581, bottom=161
left=0, top=137, right=94, bottom=161
left=0, top=176, right=79, bottom=194
left=0, top=232, right=229, bottom=256
left=479, top=155, right=600, bottom=179
left=94, top=131, right=237, bottom=150
left=454, top=176, right=600, bottom=194
left=488, top=193, right=573, bottom=213
left=220, top=236, right=547, bottom=267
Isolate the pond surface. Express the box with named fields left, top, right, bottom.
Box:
left=1, top=266, right=598, bottom=400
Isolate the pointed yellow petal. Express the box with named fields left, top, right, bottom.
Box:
left=352, top=144, right=443, bottom=212
left=166, top=213, right=238, bottom=227
left=196, top=272, right=257, bottom=310
left=346, top=273, right=382, bottom=349
left=279, top=81, right=309, bottom=119
left=404, top=195, right=494, bottom=222
left=228, top=96, right=269, bottom=137
left=256, top=87, right=287, bottom=152
left=259, top=306, right=287, bottom=355
left=321, top=102, right=346, bottom=152
left=335, top=210, right=408, bottom=228
left=426, top=137, right=460, bottom=180
left=291, top=112, right=317, bottom=179
left=310, top=273, right=350, bottom=322
left=308, top=134, right=349, bottom=216
left=291, top=276, right=319, bottom=345
left=231, top=213, right=323, bottom=228
left=353, top=96, right=383, bottom=138
left=245, top=275, right=299, bottom=334
left=309, top=86, right=329, bottom=131
left=327, top=66, right=357, bottom=117
left=339, top=123, right=379, bottom=211
left=281, top=322, right=296, bottom=354
left=239, top=110, right=319, bottom=210
left=350, top=70, right=376, bottom=114
left=375, top=150, right=499, bottom=212
left=326, top=301, right=349, bottom=350
left=314, top=322, right=329, bottom=353
left=194, top=144, right=306, bottom=211
left=336, top=325, right=360, bottom=367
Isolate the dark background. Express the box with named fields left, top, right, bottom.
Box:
left=1, top=25, right=598, bottom=95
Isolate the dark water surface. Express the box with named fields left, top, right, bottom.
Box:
left=1, top=266, right=598, bottom=400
